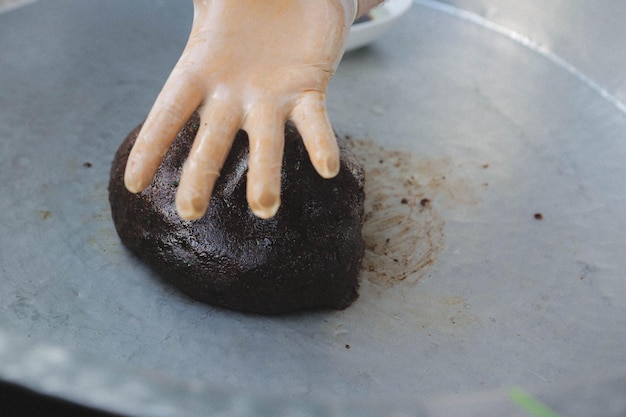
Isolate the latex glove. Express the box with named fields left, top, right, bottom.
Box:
left=124, top=0, right=357, bottom=220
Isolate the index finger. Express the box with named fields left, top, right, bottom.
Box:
left=124, top=76, right=203, bottom=193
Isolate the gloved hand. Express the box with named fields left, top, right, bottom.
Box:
left=124, top=0, right=358, bottom=220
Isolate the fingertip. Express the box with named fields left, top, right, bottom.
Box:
left=176, top=201, right=206, bottom=221
left=307, top=140, right=340, bottom=179
left=175, top=165, right=215, bottom=221
left=247, top=169, right=281, bottom=219
left=123, top=164, right=147, bottom=194
left=175, top=189, right=208, bottom=221
left=317, top=152, right=340, bottom=178
left=248, top=187, right=281, bottom=219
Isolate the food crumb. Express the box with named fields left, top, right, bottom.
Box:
left=534, top=213, right=543, bottom=220
left=345, top=344, right=351, bottom=350
left=401, top=198, right=409, bottom=204
left=83, top=162, right=92, bottom=168
left=420, top=198, right=431, bottom=207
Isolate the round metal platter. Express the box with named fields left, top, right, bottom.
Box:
left=1, top=1, right=625, bottom=416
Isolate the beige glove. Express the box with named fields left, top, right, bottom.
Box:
left=124, top=0, right=357, bottom=220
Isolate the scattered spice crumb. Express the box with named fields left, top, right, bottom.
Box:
left=534, top=213, right=543, bottom=220
left=401, top=197, right=409, bottom=205
left=39, top=210, right=52, bottom=220
left=345, top=344, right=351, bottom=350
left=420, top=198, right=431, bottom=207
left=483, top=163, right=489, bottom=169
left=83, top=162, right=92, bottom=168
left=379, top=159, right=384, bottom=164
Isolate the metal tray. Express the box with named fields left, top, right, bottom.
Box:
left=1, top=1, right=626, bottom=415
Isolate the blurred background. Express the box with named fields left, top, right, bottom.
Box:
left=433, top=0, right=626, bottom=108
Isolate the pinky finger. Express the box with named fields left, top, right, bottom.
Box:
left=291, top=91, right=340, bottom=179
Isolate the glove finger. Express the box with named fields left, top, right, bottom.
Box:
left=291, top=91, right=340, bottom=179
left=124, top=72, right=203, bottom=193
left=175, top=100, right=243, bottom=220
left=243, top=104, right=285, bottom=219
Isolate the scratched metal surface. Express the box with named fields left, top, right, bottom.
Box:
left=1, top=1, right=626, bottom=416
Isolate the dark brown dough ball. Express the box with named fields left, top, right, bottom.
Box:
left=108, top=113, right=365, bottom=314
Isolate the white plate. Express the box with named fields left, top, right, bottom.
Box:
left=346, top=0, right=413, bottom=51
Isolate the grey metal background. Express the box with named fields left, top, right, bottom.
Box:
left=1, top=1, right=625, bottom=415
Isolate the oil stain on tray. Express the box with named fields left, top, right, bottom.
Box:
left=347, top=136, right=485, bottom=289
